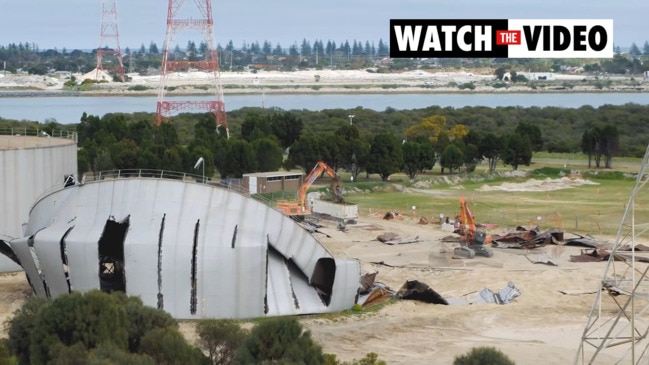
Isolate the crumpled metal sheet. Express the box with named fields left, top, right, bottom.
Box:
left=447, top=281, right=521, bottom=305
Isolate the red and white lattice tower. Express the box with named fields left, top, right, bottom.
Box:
left=156, top=0, right=228, bottom=137
left=96, top=0, right=125, bottom=82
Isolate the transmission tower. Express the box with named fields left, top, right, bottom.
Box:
left=156, top=0, right=229, bottom=137
left=96, top=0, right=125, bottom=82
left=576, top=143, right=649, bottom=364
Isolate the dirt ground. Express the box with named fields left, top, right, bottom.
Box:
left=0, top=214, right=623, bottom=364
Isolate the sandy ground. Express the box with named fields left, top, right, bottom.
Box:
left=1, top=68, right=646, bottom=95
left=0, top=212, right=622, bottom=365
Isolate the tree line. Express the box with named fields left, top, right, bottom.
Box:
left=1, top=39, right=648, bottom=77
left=1, top=103, right=632, bottom=184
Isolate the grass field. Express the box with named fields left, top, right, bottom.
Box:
left=305, top=154, right=647, bottom=237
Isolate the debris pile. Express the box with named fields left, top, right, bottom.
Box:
left=357, top=272, right=394, bottom=307
left=376, top=232, right=420, bottom=245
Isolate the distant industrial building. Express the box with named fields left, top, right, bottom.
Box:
left=242, top=171, right=304, bottom=194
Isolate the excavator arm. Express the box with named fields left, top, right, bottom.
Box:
left=459, top=196, right=476, bottom=244
left=298, top=161, right=339, bottom=211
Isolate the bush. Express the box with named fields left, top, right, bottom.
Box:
left=5, top=291, right=204, bottom=365
left=235, top=317, right=324, bottom=365
left=458, top=82, right=476, bottom=90
left=196, top=319, right=247, bottom=365
left=453, top=346, right=515, bottom=365
left=127, top=84, right=150, bottom=91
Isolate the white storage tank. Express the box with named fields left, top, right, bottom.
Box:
left=0, top=133, right=77, bottom=271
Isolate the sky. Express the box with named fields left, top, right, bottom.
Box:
left=0, top=0, right=647, bottom=51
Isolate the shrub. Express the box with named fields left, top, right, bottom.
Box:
left=235, top=317, right=324, bottom=365
left=453, top=346, right=515, bottom=365
left=458, top=82, right=476, bottom=90
left=127, top=84, right=150, bottom=91
left=196, top=319, right=247, bottom=365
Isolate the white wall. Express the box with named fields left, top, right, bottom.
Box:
left=0, top=139, right=76, bottom=271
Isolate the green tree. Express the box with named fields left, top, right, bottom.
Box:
left=514, top=122, right=543, bottom=151
left=111, top=139, right=140, bottom=169
left=287, top=134, right=327, bottom=173
left=140, top=328, right=207, bottom=365
left=629, top=42, right=641, bottom=58
left=479, top=133, right=503, bottom=173
left=402, top=141, right=425, bottom=180
left=5, top=297, right=47, bottom=365
left=454, top=346, right=515, bottom=365
left=235, top=317, right=324, bottom=365
left=196, top=319, right=247, bottom=365
left=122, top=295, right=178, bottom=353
left=222, top=139, right=257, bottom=178
left=252, top=137, right=284, bottom=172
left=240, top=112, right=272, bottom=142
left=502, top=134, right=532, bottom=170
left=366, top=133, right=403, bottom=181
left=28, top=291, right=129, bottom=365
left=440, top=144, right=464, bottom=174
left=581, top=129, right=598, bottom=168
left=271, top=111, right=304, bottom=150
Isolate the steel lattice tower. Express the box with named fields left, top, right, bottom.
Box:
left=96, top=0, right=125, bottom=82
left=576, top=143, right=649, bottom=364
left=156, top=0, right=228, bottom=137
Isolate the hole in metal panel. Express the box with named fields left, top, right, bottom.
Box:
left=98, top=215, right=129, bottom=293
left=157, top=214, right=166, bottom=310
left=190, top=219, right=199, bottom=315
left=311, top=257, right=336, bottom=306
left=60, top=226, right=74, bottom=293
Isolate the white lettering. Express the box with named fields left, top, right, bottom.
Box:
left=456, top=26, right=471, bottom=52
left=393, top=25, right=422, bottom=51
left=441, top=25, right=457, bottom=51
left=422, top=26, right=442, bottom=51
left=474, top=25, right=491, bottom=51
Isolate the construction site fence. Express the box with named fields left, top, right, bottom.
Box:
left=0, top=128, right=78, bottom=143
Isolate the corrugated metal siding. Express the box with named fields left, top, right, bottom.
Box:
left=12, top=178, right=359, bottom=319
left=0, top=141, right=76, bottom=239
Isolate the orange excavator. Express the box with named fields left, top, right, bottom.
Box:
left=453, top=196, right=494, bottom=259
left=276, top=161, right=343, bottom=216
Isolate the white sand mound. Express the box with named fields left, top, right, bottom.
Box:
left=80, top=68, right=112, bottom=81
left=477, top=177, right=599, bottom=192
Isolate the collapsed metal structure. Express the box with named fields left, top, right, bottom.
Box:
left=576, top=143, right=649, bottom=364
left=4, top=171, right=359, bottom=319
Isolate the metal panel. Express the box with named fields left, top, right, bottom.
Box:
left=329, top=259, right=362, bottom=312
left=123, top=211, right=160, bottom=309
left=266, top=249, right=297, bottom=316
left=65, top=225, right=101, bottom=293
left=32, top=225, right=73, bottom=298
left=10, top=237, right=47, bottom=297
left=0, top=141, right=76, bottom=241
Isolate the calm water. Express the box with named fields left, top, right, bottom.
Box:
left=0, top=92, right=647, bottom=124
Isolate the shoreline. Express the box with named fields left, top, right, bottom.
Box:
left=1, top=69, right=647, bottom=97
left=0, top=86, right=647, bottom=98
